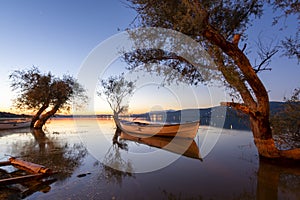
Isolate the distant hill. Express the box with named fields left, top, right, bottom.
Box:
left=131, top=106, right=251, bottom=130
left=131, top=102, right=290, bottom=130
left=0, top=112, right=31, bottom=118
left=269, top=101, right=286, bottom=115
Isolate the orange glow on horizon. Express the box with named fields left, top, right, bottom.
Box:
left=1, top=105, right=216, bottom=116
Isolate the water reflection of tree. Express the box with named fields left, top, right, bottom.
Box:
left=256, top=159, right=300, bottom=200
left=10, top=129, right=87, bottom=180
left=101, top=128, right=134, bottom=186
left=221, top=159, right=300, bottom=199
left=159, top=159, right=300, bottom=199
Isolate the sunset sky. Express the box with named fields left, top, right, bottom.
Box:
left=0, top=1, right=299, bottom=115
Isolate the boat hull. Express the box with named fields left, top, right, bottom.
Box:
left=0, top=119, right=31, bottom=130
left=120, top=120, right=199, bottom=139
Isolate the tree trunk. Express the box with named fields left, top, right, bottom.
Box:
left=113, top=112, right=121, bottom=129
left=34, top=104, right=60, bottom=129
left=201, top=23, right=300, bottom=160
left=250, top=115, right=280, bottom=158
left=30, top=103, right=49, bottom=128
left=246, top=107, right=300, bottom=159
left=112, top=114, right=127, bottom=149
left=112, top=126, right=122, bottom=146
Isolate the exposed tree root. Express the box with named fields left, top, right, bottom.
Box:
left=254, top=138, right=300, bottom=160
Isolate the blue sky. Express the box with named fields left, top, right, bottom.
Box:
left=0, top=1, right=299, bottom=114
left=0, top=0, right=136, bottom=113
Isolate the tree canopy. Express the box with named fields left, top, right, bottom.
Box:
left=125, top=0, right=300, bottom=159
left=10, top=67, right=87, bottom=129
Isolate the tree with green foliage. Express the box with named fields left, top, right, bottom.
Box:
left=10, top=67, right=87, bottom=129
left=99, top=74, right=135, bottom=128
left=125, top=0, right=300, bottom=159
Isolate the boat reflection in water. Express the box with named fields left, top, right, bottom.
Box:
left=119, top=132, right=202, bottom=161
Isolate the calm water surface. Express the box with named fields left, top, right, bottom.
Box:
left=0, top=118, right=299, bottom=200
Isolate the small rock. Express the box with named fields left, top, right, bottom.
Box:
left=77, top=172, right=91, bottom=178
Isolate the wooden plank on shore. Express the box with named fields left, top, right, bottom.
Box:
left=0, top=173, right=45, bottom=185
left=9, top=158, right=51, bottom=174
left=0, top=161, right=11, bottom=166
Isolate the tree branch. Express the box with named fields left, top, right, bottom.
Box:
left=232, top=34, right=241, bottom=46
left=209, top=46, right=257, bottom=109
left=203, top=23, right=270, bottom=114
left=254, top=37, right=279, bottom=73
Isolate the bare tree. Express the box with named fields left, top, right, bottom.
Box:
left=98, top=74, right=135, bottom=128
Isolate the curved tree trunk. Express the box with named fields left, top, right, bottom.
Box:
left=201, top=21, right=300, bottom=160
left=112, top=126, right=123, bottom=148
left=30, top=102, right=49, bottom=128
left=113, top=112, right=121, bottom=130
left=250, top=115, right=280, bottom=158
left=34, top=104, right=60, bottom=129
left=112, top=113, right=127, bottom=149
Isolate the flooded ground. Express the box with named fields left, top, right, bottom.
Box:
left=0, top=118, right=299, bottom=199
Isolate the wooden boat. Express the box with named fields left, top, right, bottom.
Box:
left=119, top=120, right=200, bottom=139
left=0, top=118, right=31, bottom=130
left=119, top=132, right=202, bottom=160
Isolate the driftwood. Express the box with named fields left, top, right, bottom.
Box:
left=9, top=157, right=51, bottom=174
left=0, top=157, right=53, bottom=186
left=0, top=161, right=11, bottom=167
left=0, top=173, right=45, bottom=185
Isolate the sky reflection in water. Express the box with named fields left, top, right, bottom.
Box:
left=0, top=118, right=299, bottom=199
